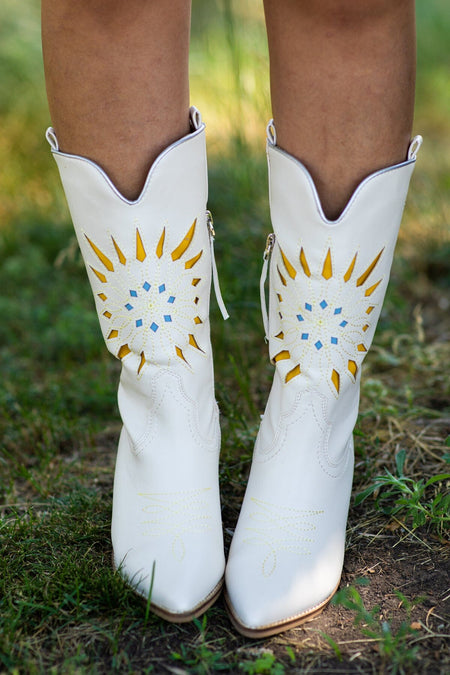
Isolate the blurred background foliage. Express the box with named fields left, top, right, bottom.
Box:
left=1, top=0, right=448, bottom=235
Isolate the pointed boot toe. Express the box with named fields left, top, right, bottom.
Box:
left=225, top=524, right=343, bottom=636
left=116, top=539, right=223, bottom=621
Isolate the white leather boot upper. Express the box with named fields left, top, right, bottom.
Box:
left=225, top=126, right=421, bottom=635
left=47, top=109, right=225, bottom=618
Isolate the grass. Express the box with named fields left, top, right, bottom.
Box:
left=0, top=0, right=449, bottom=673
left=330, top=583, right=423, bottom=675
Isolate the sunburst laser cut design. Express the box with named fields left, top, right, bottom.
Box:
left=85, top=220, right=206, bottom=375
left=274, top=244, right=385, bottom=394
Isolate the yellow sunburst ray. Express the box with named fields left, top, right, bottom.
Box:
left=118, top=344, right=131, bottom=359
left=365, top=280, right=382, bottom=297
left=331, top=369, right=340, bottom=393
left=175, top=345, right=189, bottom=364
left=322, top=248, right=333, bottom=280
left=85, top=235, right=114, bottom=271
left=189, top=334, right=204, bottom=352
left=136, top=228, right=147, bottom=262
left=273, top=350, right=290, bottom=363
left=356, top=249, right=384, bottom=287
left=280, top=248, right=297, bottom=279
left=277, top=266, right=287, bottom=287
left=348, top=360, right=358, bottom=378
left=171, top=219, right=196, bottom=261
left=111, top=236, right=126, bottom=265
left=299, top=247, right=311, bottom=277
left=344, top=253, right=357, bottom=282
left=138, top=352, right=146, bottom=375
left=156, top=228, right=165, bottom=259
left=185, top=251, right=203, bottom=269
left=285, top=364, right=301, bottom=383
left=90, top=266, right=107, bottom=283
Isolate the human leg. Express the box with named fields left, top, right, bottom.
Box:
left=42, top=0, right=191, bottom=200
left=43, top=0, right=226, bottom=621
left=263, top=0, right=415, bottom=220
left=225, top=0, right=419, bottom=636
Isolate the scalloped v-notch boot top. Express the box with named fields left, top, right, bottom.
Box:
left=47, top=108, right=227, bottom=622
left=225, top=123, right=422, bottom=637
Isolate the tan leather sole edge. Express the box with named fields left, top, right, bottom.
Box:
left=112, top=551, right=223, bottom=623
left=223, top=580, right=341, bottom=638
left=149, top=576, right=224, bottom=623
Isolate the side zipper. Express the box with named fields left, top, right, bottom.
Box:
left=260, top=233, right=275, bottom=340
left=207, top=210, right=229, bottom=320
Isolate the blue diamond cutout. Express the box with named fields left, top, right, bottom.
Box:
left=297, top=314, right=304, bottom=322
left=320, top=300, right=328, bottom=309
left=143, top=281, right=151, bottom=292
left=158, top=284, right=166, bottom=293
left=136, top=319, right=143, bottom=328
left=125, top=303, right=133, bottom=311
left=305, top=303, right=312, bottom=311
left=301, top=333, right=309, bottom=340
left=164, top=315, right=172, bottom=322
left=331, top=337, right=338, bottom=345
left=168, top=296, right=175, bottom=304
left=340, top=320, right=348, bottom=327
left=315, top=340, right=323, bottom=350
left=130, top=290, right=137, bottom=298
left=334, top=307, right=342, bottom=315
left=150, top=322, right=159, bottom=332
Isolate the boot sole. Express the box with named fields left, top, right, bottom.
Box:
left=223, top=580, right=340, bottom=638
left=112, top=551, right=223, bottom=623
left=149, top=576, right=224, bottom=623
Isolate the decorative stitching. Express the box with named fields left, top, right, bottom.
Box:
left=139, top=487, right=213, bottom=562
left=242, top=497, right=324, bottom=577
left=121, top=367, right=219, bottom=457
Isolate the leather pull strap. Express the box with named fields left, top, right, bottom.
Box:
left=207, top=211, right=229, bottom=320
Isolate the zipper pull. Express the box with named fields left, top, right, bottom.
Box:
left=264, top=233, right=275, bottom=260
left=207, top=210, right=229, bottom=320
left=260, top=233, right=276, bottom=340
left=206, top=209, right=215, bottom=238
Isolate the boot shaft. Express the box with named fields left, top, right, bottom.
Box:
left=265, top=127, right=421, bottom=400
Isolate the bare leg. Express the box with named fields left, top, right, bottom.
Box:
left=263, top=0, right=416, bottom=220
left=42, top=0, right=191, bottom=200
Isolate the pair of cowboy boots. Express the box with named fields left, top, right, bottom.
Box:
left=47, top=107, right=421, bottom=637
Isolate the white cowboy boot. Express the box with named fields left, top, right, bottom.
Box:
left=47, top=107, right=228, bottom=622
left=225, top=123, right=422, bottom=637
